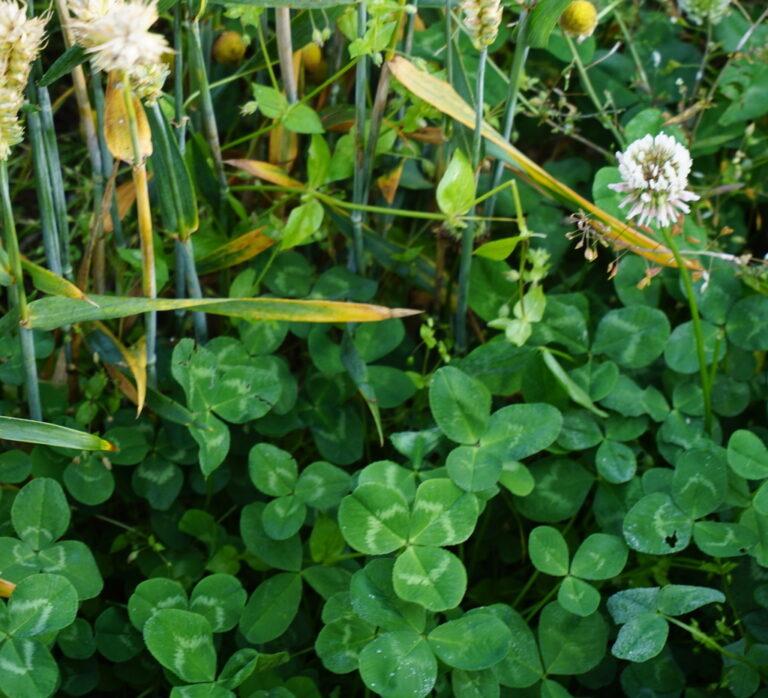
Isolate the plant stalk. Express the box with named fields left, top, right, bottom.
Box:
left=350, top=0, right=368, bottom=274
left=455, top=47, right=487, bottom=353
left=565, top=34, right=624, bottom=148
left=122, top=80, right=157, bottom=387
left=0, top=160, right=42, bottom=420
left=486, top=9, right=530, bottom=221
left=275, top=8, right=298, bottom=104
left=660, top=226, right=712, bottom=433
left=189, top=20, right=229, bottom=200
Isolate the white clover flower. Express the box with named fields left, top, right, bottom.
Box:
left=462, top=0, right=503, bottom=51
left=678, top=0, right=731, bottom=25
left=70, top=0, right=169, bottom=78
left=608, top=133, right=699, bottom=228
left=0, top=0, right=47, bottom=160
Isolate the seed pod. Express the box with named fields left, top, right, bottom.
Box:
left=212, top=30, right=247, bottom=65
left=461, top=0, right=503, bottom=51
left=559, top=0, right=598, bottom=41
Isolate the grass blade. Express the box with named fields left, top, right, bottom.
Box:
left=0, top=416, right=115, bottom=451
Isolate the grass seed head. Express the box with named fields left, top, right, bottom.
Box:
left=461, top=0, right=502, bottom=51
left=0, top=0, right=46, bottom=159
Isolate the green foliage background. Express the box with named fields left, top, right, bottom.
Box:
left=2, top=0, right=768, bottom=696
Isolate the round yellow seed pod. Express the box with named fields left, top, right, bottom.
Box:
left=559, top=0, right=598, bottom=41
left=212, top=31, right=247, bottom=65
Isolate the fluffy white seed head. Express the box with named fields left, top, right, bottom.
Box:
left=70, top=0, right=169, bottom=79
left=0, top=0, right=47, bottom=160
left=678, top=0, right=731, bottom=25
left=462, top=0, right=502, bottom=51
left=608, top=133, right=700, bottom=228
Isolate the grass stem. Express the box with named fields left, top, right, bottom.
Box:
left=0, top=160, right=42, bottom=420
left=350, top=1, right=368, bottom=274
left=486, top=9, right=529, bottom=221
left=455, top=47, right=487, bottom=353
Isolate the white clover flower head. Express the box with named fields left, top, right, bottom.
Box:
left=71, top=0, right=169, bottom=77
left=678, top=0, right=731, bottom=25
left=609, top=133, right=700, bottom=228
left=0, top=0, right=47, bottom=160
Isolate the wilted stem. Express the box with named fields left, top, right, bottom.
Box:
left=486, top=9, right=529, bottom=221
left=455, top=47, right=488, bottom=353
left=0, top=160, right=42, bottom=420
left=122, top=80, right=157, bottom=387
left=660, top=226, right=712, bottom=433
left=275, top=8, right=298, bottom=104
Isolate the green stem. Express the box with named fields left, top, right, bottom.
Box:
left=659, top=227, right=712, bottom=432
left=666, top=617, right=766, bottom=675
left=189, top=20, right=229, bottom=201
left=614, top=12, right=651, bottom=94
left=27, top=108, right=62, bottom=277
left=173, top=2, right=186, bottom=149
left=486, top=10, right=529, bottom=221
left=0, top=160, right=42, bottom=420
left=37, top=87, right=71, bottom=278
left=455, top=47, right=488, bottom=353
left=565, top=34, right=624, bottom=148
left=350, top=0, right=368, bottom=275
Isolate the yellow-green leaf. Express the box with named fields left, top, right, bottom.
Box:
left=387, top=56, right=698, bottom=271
left=0, top=416, right=115, bottom=451
left=27, top=295, right=420, bottom=331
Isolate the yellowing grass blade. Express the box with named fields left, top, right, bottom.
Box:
left=28, top=295, right=421, bottom=331
left=388, top=56, right=699, bottom=271
left=93, top=322, right=147, bottom=416
left=22, top=258, right=96, bottom=303
left=103, top=178, right=139, bottom=234
left=196, top=227, right=276, bottom=274
left=226, top=159, right=304, bottom=189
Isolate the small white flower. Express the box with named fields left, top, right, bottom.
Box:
left=70, top=0, right=169, bottom=78
left=609, top=133, right=699, bottom=228
left=678, top=0, right=731, bottom=25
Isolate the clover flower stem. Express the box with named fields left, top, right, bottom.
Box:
left=659, top=226, right=712, bottom=433
left=350, top=0, right=367, bottom=275
left=122, top=78, right=157, bottom=387
left=565, top=34, right=624, bottom=148
left=0, top=160, right=42, bottom=420
left=614, top=12, right=651, bottom=94
left=486, top=9, right=530, bottom=222
left=455, top=47, right=487, bottom=353
left=189, top=20, right=228, bottom=202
